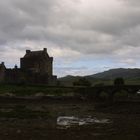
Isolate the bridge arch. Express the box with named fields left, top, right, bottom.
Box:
left=76, top=85, right=140, bottom=102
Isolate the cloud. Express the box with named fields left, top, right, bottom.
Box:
left=0, top=0, right=140, bottom=76
left=55, top=66, right=95, bottom=77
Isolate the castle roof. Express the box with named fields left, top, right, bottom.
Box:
left=24, top=48, right=49, bottom=59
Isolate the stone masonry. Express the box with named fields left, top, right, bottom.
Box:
left=0, top=48, right=57, bottom=85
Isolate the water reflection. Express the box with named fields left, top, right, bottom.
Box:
left=57, top=116, right=110, bottom=128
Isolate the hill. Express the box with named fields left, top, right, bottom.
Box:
left=87, top=68, right=140, bottom=79
left=58, top=75, right=82, bottom=86
left=59, top=68, right=140, bottom=86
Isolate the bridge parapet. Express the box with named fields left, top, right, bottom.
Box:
left=75, top=85, right=140, bottom=102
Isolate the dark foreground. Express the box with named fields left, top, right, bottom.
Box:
left=0, top=97, right=140, bottom=140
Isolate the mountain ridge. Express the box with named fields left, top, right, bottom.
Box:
left=59, top=68, right=140, bottom=86
left=86, top=68, right=140, bottom=79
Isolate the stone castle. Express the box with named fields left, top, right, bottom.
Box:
left=0, top=48, right=57, bottom=85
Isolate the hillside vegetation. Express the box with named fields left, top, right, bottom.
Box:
left=59, top=68, right=140, bottom=86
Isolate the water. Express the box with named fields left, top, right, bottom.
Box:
left=57, top=116, right=110, bottom=128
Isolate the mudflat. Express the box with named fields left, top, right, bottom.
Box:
left=0, top=97, right=139, bottom=140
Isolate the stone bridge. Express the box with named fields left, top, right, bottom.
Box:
left=76, top=85, right=140, bottom=102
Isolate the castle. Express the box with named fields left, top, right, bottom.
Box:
left=0, top=48, right=57, bottom=85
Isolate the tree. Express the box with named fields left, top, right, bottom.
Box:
left=114, top=77, right=125, bottom=86
left=73, top=77, right=91, bottom=87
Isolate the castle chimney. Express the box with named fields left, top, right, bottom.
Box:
left=26, top=50, right=31, bottom=54
left=43, top=48, right=47, bottom=52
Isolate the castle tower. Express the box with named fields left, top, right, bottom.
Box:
left=20, top=48, right=53, bottom=76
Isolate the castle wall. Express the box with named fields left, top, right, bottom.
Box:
left=0, top=63, right=6, bottom=82
left=46, top=57, right=53, bottom=76
left=39, top=57, right=53, bottom=76
left=5, top=68, right=25, bottom=84
left=20, top=57, right=42, bottom=73
left=0, top=48, right=57, bottom=85
left=20, top=54, right=53, bottom=76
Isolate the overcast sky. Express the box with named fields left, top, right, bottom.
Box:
left=0, top=0, right=140, bottom=77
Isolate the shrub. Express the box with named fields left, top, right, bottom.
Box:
left=114, top=77, right=125, bottom=86
left=73, top=78, right=91, bottom=87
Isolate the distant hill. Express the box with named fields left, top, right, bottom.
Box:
left=58, top=75, right=82, bottom=86
left=87, top=68, right=140, bottom=79
left=59, top=68, right=140, bottom=86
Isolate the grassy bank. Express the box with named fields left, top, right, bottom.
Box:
left=0, top=84, right=75, bottom=96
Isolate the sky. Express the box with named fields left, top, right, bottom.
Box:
left=0, top=0, right=140, bottom=77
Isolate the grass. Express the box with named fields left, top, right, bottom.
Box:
left=60, top=78, right=140, bottom=86
left=0, top=83, right=139, bottom=102
left=0, top=84, right=74, bottom=96
left=0, top=105, right=51, bottom=119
